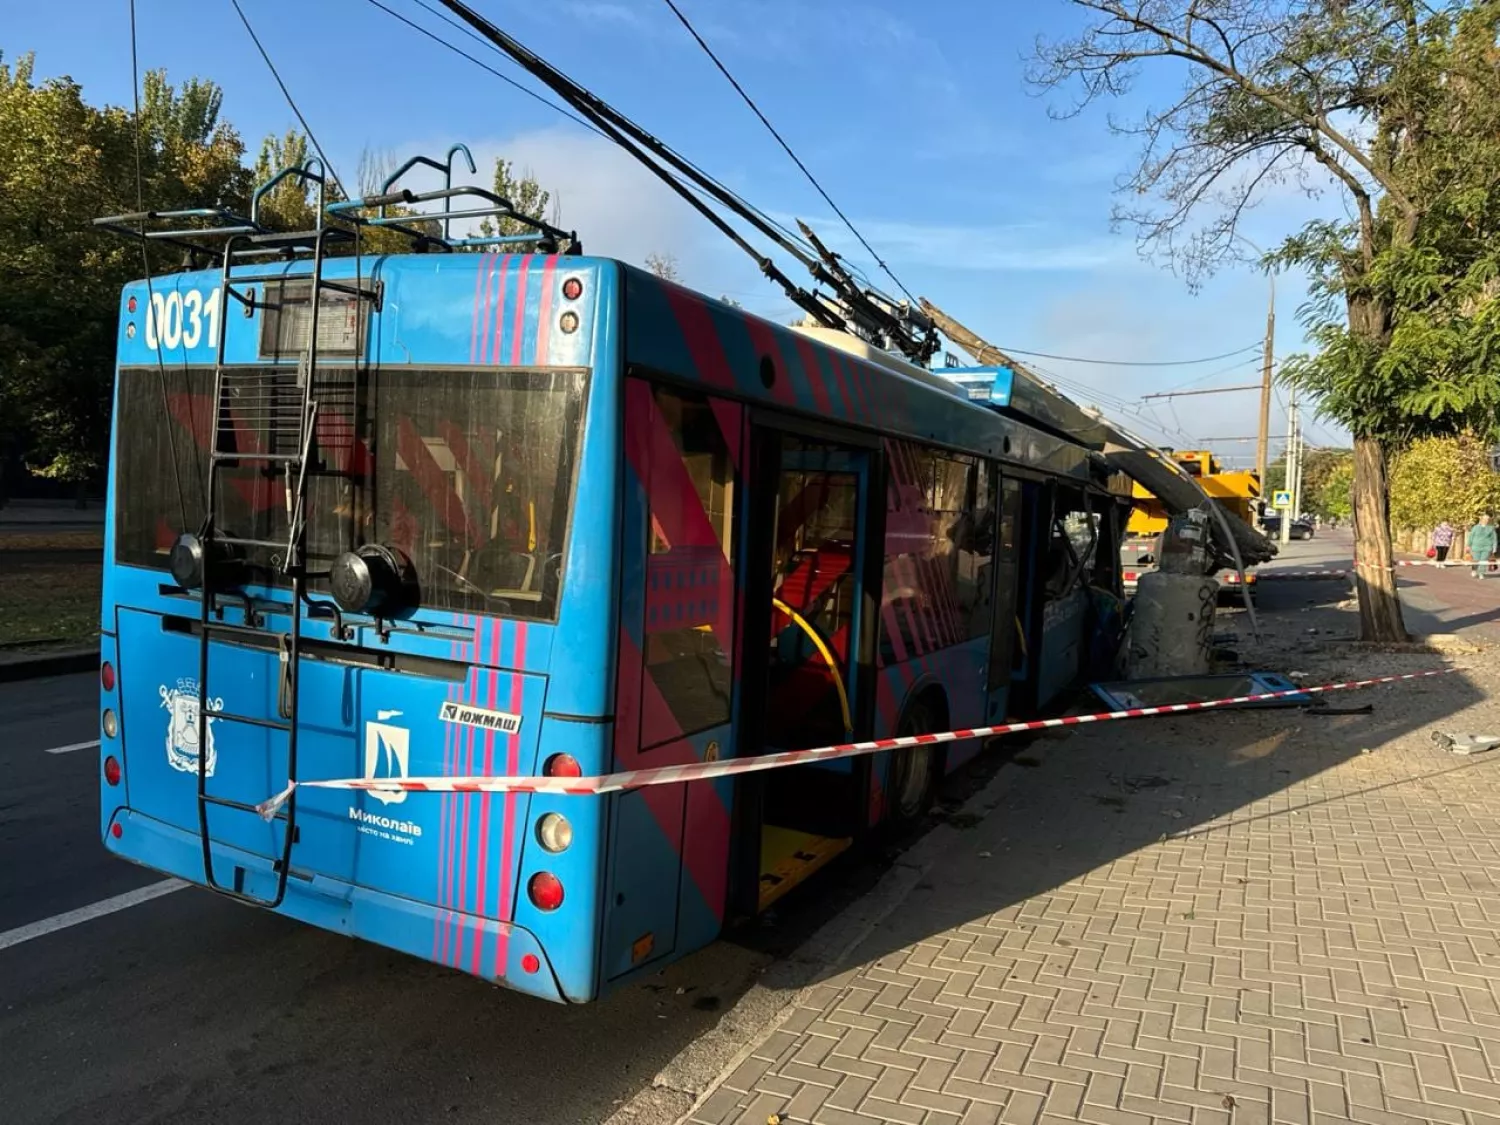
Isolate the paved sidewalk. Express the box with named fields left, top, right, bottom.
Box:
left=687, top=662, right=1500, bottom=1125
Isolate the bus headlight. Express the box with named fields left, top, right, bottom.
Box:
left=537, top=813, right=573, bottom=853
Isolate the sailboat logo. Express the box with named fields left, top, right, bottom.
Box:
left=363, top=720, right=410, bottom=806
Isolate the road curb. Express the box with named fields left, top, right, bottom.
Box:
left=0, top=647, right=99, bottom=683
left=603, top=738, right=1066, bottom=1125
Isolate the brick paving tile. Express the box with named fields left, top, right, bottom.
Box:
left=687, top=657, right=1500, bottom=1125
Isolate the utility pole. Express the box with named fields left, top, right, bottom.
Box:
left=1233, top=233, right=1276, bottom=496
left=1280, top=388, right=1298, bottom=546
left=1256, top=292, right=1275, bottom=489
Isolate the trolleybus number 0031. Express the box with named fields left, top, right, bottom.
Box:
left=144, top=287, right=222, bottom=352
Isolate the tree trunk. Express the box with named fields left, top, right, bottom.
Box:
left=1351, top=435, right=1408, bottom=642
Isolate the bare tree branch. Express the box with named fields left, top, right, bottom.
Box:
left=1034, top=0, right=1431, bottom=233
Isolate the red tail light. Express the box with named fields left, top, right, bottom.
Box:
left=110, top=822, right=123, bottom=839
left=104, top=756, right=122, bottom=786
left=562, top=277, right=583, bottom=300
left=101, top=661, right=116, bottom=692
left=544, top=754, right=582, bottom=778
left=521, top=953, right=541, bottom=974
left=528, top=872, right=564, bottom=912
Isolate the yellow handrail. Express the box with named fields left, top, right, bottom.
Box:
left=771, top=596, right=853, bottom=738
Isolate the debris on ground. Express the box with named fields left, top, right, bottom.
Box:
left=1431, top=731, right=1500, bottom=755
left=1304, top=703, right=1374, bottom=716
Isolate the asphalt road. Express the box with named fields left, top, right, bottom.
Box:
left=0, top=671, right=780, bottom=1125
left=1250, top=527, right=1500, bottom=638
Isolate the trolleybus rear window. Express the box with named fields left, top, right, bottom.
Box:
left=113, top=365, right=587, bottom=621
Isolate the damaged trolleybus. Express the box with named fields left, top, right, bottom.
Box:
left=94, top=154, right=1131, bottom=1003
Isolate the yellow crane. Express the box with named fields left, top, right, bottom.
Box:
left=1126, top=450, right=1261, bottom=536
left=1123, top=450, right=1262, bottom=593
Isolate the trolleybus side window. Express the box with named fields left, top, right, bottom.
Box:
left=993, top=477, right=1024, bottom=681
left=1044, top=488, right=1098, bottom=598
left=880, top=441, right=997, bottom=663
left=929, top=455, right=997, bottom=642
left=629, top=383, right=739, bottom=747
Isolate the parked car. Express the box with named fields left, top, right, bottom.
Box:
left=1261, top=515, right=1315, bottom=540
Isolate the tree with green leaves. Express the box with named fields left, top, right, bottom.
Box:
left=0, top=54, right=247, bottom=483
left=1033, top=1, right=1500, bottom=641
left=1389, top=433, right=1500, bottom=532
left=477, top=156, right=556, bottom=242
left=1316, top=458, right=1355, bottom=523
left=251, top=128, right=320, bottom=231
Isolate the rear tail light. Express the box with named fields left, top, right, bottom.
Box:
left=110, top=823, right=123, bottom=839
left=104, top=756, right=121, bottom=786
left=100, top=661, right=116, bottom=692
left=537, top=813, right=572, bottom=853
left=562, top=277, right=583, bottom=300
left=102, top=709, right=118, bottom=739
left=544, top=754, right=582, bottom=778
left=521, top=953, right=541, bottom=974
left=528, top=872, right=564, bottom=912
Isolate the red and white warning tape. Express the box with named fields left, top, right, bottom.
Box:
left=1224, top=562, right=1494, bottom=579
left=255, top=668, right=1458, bottom=818
left=1250, top=569, right=1350, bottom=579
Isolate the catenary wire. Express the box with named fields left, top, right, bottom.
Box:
left=393, top=0, right=820, bottom=261
left=986, top=342, right=1262, bottom=367
left=660, top=0, right=918, bottom=305
left=129, top=0, right=193, bottom=531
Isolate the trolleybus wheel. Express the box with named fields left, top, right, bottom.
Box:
left=890, top=694, right=941, bottom=823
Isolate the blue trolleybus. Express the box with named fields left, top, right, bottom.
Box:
left=94, top=159, right=1130, bottom=1003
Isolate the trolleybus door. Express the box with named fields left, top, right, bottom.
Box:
left=732, top=425, right=882, bottom=917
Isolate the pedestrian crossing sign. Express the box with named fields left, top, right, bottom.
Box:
left=1273, top=490, right=1292, bottom=509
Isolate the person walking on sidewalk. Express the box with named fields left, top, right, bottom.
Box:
left=1432, top=520, right=1456, bottom=562
left=1467, top=514, right=1496, bottom=578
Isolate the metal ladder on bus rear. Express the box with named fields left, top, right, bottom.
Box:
left=192, top=162, right=377, bottom=907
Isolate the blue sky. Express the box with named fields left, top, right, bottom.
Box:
left=8, top=0, right=1350, bottom=455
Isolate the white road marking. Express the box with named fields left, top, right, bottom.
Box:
left=0, top=880, right=187, bottom=952
left=43, top=739, right=100, bottom=755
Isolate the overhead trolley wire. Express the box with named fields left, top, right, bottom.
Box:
left=426, top=0, right=944, bottom=360
left=660, top=0, right=918, bottom=305
left=1162, top=353, right=1271, bottom=393
left=427, top=2, right=844, bottom=325
left=128, top=0, right=193, bottom=533
left=230, top=0, right=347, bottom=196
left=383, top=0, right=822, bottom=263
left=987, top=341, right=1263, bottom=367
left=365, top=0, right=608, bottom=140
